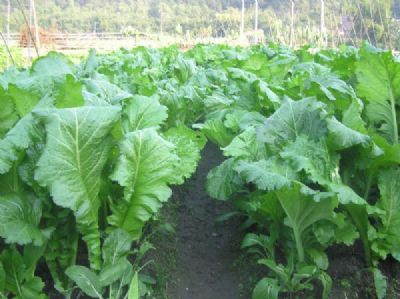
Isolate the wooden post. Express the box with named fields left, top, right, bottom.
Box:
left=320, top=0, right=326, bottom=47
left=254, top=0, right=259, bottom=43
left=6, top=0, right=11, bottom=67
left=290, top=0, right=295, bottom=47
left=31, top=0, right=40, bottom=52
left=28, top=0, right=33, bottom=60
left=16, top=0, right=39, bottom=57
left=240, top=0, right=245, bottom=39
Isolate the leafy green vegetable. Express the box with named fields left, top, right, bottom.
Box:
left=356, top=44, right=400, bottom=144
left=34, top=106, right=121, bottom=269
left=0, top=194, right=43, bottom=246
left=109, top=128, right=178, bottom=238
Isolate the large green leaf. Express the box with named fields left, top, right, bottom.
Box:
left=371, top=168, right=400, bottom=261
left=83, top=78, right=132, bottom=106
left=252, top=277, right=280, bottom=299
left=0, top=114, right=37, bottom=174
left=235, top=158, right=297, bottom=191
left=275, top=182, right=336, bottom=261
left=122, top=95, right=168, bottom=132
left=0, top=261, right=5, bottom=293
left=34, top=106, right=120, bottom=270
left=281, top=136, right=366, bottom=205
left=109, top=128, right=178, bottom=239
left=372, top=268, right=387, bottom=299
left=0, top=249, right=46, bottom=299
left=206, top=158, right=243, bottom=201
left=280, top=136, right=339, bottom=185
left=223, top=127, right=266, bottom=160
left=256, top=97, right=327, bottom=151
left=0, top=96, right=52, bottom=175
left=199, top=119, right=235, bottom=147
left=102, top=229, right=132, bottom=266
left=65, top=266, right=103, bottom=298
left=127, top=272, right=139, bottom=299
left=326, top=117, right=370, bottom=150
left=0, top=194, right=43, bottom=245
left=377, top=168, right=400, bottom=234
left=164, top=125, right=206, bottom=185
left=0, top=87, right=18, bottom=138
left=356, top=44, right=400, bottom=144
left=8, top=53, right=75, bottom=118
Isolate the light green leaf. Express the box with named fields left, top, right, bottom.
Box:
left=307, top=249, right=329, bottom=270
left=257, top=97, right=327, bottom=150
left=356, top=44, right=400, bottom=144
left=0, top=194, right=43, bottom=245
left=252, top=277, right=280, bottom=299
left=200, top=119, right=235, bottom=147
left=276, top=182, right=336, bottom=261
left=0, top=87, right=18, bottom=138
left=84, top=79, right=132, bottom=106
left=65, top=266, right=103, bottom=298
left=318, top=271, right=332, bottom=299
left=203, top=91, right=234, bottom=112
left=54, top=74, right=84, bottom=108
left=223, top=127, right=266, bottom=160
left=327, top=117, right=370, bottom=150
left=224, top=110, right=267, bottom=132
left=342, top=100, right=368, bottom=134
left=206, top=158, right=243, bottom=201
left=255, top=79, right=281, bottom=108
left=372, top=268, right=387, bottom=299
left=102, top=229, right=133, bottom=266
left=277, top=183, right=336, bottom=235
left=127, top=272, right=139, bottom=299
left=31, top=52, right=74, bottom=77
left=377, top=168, right=400, bottom=235
left=371, top=167, right=400, bottom=260
left=34, top=106, right=120, bottom=269
left=164, top=125, right=206, bottom=185
left=122, top=95, right=168, bottom=132
left=8, top=84, right=41, bottom=118
left=20, top=277, right=46, bottom=299
left=280, top=136, right=338, bottom=185
left=235, top=158, right=296, bottom=191
left=109, top=129, right=178, bottom=239
left=0, top=262, right=5, bottom=292
left=0, top=96, right=52, bottom=175
left=99, top=259, right=131, bottom=287
left=0, top=114, right=38, bottom=175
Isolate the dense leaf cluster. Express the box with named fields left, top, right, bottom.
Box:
left=1, top=42, right=400, bottom=298
left=0, top=50, right=206, bottom=298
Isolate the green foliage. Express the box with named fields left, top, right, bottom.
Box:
left=1, top=42, right=400, bottom=299
left=0, top=48, right=205, bottom=298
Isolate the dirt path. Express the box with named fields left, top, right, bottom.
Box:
left=168, top=143, right=248, bottom=299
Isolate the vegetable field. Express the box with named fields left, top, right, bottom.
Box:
left=1, top=43, right=400, bottom=299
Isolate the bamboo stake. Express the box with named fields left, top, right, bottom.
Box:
left=31, top=0, right=40, bottom=51
left=6, top=0, right=11, bottom=67
left=28, top=0, right=32, bottom=60
left=320, top=0, right=326, bottom=47
left=355, top=0, right=372, bottom=44
left=16, top=0, right=39, bottom=57
left=254, top=0, right=258, bottom=43
left=240, top=0, right=245, bottom=39
left=368, top=0, right=377, bottom=45
left=0, top=32, right=16, bottom=66
left=290, top=0, right=295, bottom=47
left=377, top=0, right=389, bottom=49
